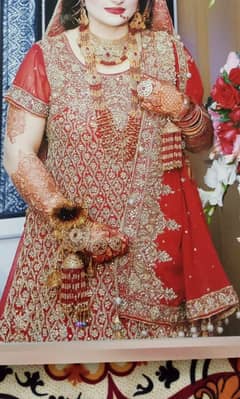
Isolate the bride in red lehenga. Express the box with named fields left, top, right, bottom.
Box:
left=0, top=0, right=238, bottom=342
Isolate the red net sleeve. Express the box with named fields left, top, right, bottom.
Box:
left=180, top=48, right=213, bottom=152
left=5, top=43, right=50, bottom=117
left=185, top=48, right=204, bottom=105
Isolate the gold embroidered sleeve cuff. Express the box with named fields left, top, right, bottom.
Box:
left=6, top=85, right=49, bottom=118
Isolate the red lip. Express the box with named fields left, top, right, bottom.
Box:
left=104, top=7, right=126, bottom=15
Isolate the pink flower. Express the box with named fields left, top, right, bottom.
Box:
left=233, top=134, right=240, bottom=157
left=224, top=51, right=240, bottom=73
left=208, top=108, right=221, bottom=131
left=217, top=121, right=239, bottom=154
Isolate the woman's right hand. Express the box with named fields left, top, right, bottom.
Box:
left=85, top=222, right=129, bottom=264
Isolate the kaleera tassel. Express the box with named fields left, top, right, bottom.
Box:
left=161, top=120, right=183, bottom=171
left=60, top=253, right=91, bottom=326
left=49, top=200, right=129, bottom=327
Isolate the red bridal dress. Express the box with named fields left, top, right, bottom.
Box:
left=0, top=30, right=238, bottom=342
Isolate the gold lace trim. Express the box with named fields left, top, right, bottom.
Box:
left=6, top=85, right=49, bottom=117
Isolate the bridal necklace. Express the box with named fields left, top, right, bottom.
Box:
left=78, top=27, right=143, bottom=162
left=88, top=31, right=129, bottom=66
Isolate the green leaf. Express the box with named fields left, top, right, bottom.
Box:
left=220, top=115, right=231, bottom=122
left=222, top=70, right=231, bottom=83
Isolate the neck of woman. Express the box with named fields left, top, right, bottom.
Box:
left=88, top=16, right=129, bottom=41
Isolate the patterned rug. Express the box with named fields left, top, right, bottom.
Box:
left=0, top=358, right=240, bottom=398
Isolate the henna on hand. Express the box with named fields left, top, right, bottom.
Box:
left=11, top=152, right=66, bottom=216
left=53, top=216, right=129, bottom=265
left=6, top=105, right=26, bottom=144
left=137, top=76, right=190, bottom=120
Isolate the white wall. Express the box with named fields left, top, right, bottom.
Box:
left=0, top=217, right=25, bottom=297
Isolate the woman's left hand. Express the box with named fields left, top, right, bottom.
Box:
left=137, top=75, right=190, bottom=120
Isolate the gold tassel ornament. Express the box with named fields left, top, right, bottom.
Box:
left=48, top=201, right=129, bottom=326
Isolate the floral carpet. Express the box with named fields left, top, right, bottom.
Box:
left=0, top=358, right=240, bottom=398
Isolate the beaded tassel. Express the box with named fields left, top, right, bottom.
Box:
left=60, top=253, right=90, bottom=325
left=161, top=120, right=183, bottom=171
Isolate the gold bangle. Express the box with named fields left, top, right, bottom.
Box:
left=178, top=106, right=209, bottom=136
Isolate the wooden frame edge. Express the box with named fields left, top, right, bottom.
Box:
left=0, top=336, right=240, bottom=365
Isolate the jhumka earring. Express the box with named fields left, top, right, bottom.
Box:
left=129, top=10, right=146, bottom=33
left=79, top=0, right=89, bottom=31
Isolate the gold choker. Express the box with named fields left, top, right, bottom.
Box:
left=88, top=31, right=129, bottom=66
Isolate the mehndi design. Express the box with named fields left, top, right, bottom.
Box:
left=11, top=152, right=66, bottom=216
left=6, top=105, right=26, bottom=144
left=137, top=76, right=213, bottom=153
left=137, top=76, right=190, bottom=120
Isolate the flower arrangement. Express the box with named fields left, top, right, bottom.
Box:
left=199, top=52, right=240, bottom=223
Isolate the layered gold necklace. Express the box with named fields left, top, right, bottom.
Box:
left=78, top=27, right=143, bottom=162
left=88, top=31, right=129, bottom=66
